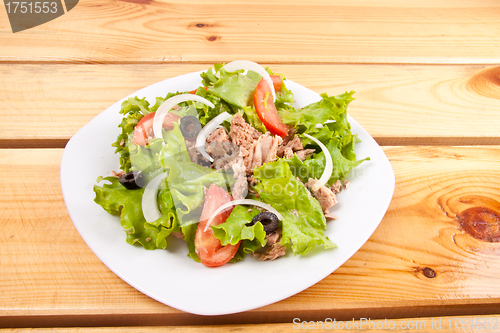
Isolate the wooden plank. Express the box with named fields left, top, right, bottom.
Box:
left=1, top=147, right=500, bottom=327
left=0, top=0, right=499, bottom=64
left=1, top=63, right=499, bottom=147
left=3, top=315, right=500, bottom=332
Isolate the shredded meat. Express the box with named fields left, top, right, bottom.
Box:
left=228, top=113, right=285, bottom=174
left=259, top=243, right=287, bottom=261
left=171, top=231, right=184, bottom=239
left=244, top=132, right=283, bottom=174
left=229, top=154, right=248, bottom=200
left=295, top=149, right=316, bottom=161
left=247, top=175, right=257, bottom=186
left=281, top=128, right=297, bottom=146
left=330, top=179, right=342, bottom=194
left=229, top=113, right=262, bottom=152
left=277, top=135, right=303, bottom=157
left=324, top=212, right=338, bottom=220
left=185, top=140, right=198, bottom=163
left=266, top=228, right=282, bottom=247
left=210, top=141, right=240, bottom=170
left=112, top=170, right=125, bottom=178
left=205, top=127, right=231, bottom=158
left=206, top=127, right=230, bottom=145
left=278, top=135, right=315, bottom=161
left=283, top=147, right=294, bottom=159
left=259, top=229, right=286, bottom=261
left=283, top=147, right=315, bottom=161
left=204, top=129, right=247, bottom=199
left=306, top=178, right=338, bottom=216
left=285, top=135, right=303, bottom=151
left=185, top=139, right=211, bottom=166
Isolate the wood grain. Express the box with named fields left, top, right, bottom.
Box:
left=1, top=147, right=500, bottom=327
left=0, top=0, right=499, bottom=64
left=1, top=63, right=499, bottom=147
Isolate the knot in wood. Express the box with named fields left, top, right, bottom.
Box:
left=457, top=207, right=500, bottom=242
left=422, top=267, right=436, bottom=278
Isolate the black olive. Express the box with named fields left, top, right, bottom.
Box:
left=119, top=171, right=143, bottom=190
left=246, top=212, right=279, bottom=234
left=179, top=115, right=202, bottom=138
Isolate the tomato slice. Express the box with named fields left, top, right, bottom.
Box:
left=195, top=184, right=240, bottom=267
left=189, top=86, right=209, bottom=94
left=132, top=112, right=181, bottom=146
left=253, top=78, right=289, bottom=137
left=270, top=75, right=283, bottom=92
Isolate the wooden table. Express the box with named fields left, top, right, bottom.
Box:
left=1, top=0, right=500, bottom=331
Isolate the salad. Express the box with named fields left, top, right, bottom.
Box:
left=93, top=60, right=369, bottom=267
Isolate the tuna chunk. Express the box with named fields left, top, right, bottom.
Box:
left=229, top=113, right=262, bottom=152
left=277, top=135, right=303, bottom=157
left=206, top=127, right=230, bottom=144
left=295, top=149, right=316, bottom=161
left=259, top=243, right=287, bottom=261
left=229, top=113, right=283, bottom=175
left=260, top=229, right=286, bottom=261
left=229, top=154, right=248, bottom=200
left=306, top=178, right=338, bottom=217
left=266, top=228, right=282, bottom=247
left=244, top=132, right=283, bottom=175
left=185, top=139, right=211, bottom=166
left=278, top=135, right=315, bottom=161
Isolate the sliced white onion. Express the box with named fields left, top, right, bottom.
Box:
left=153, top=94, right=215, bottom=140
left=219, top=60, right=276, bottom=102
left=195, top=111, right=232, bottom=162
left=141, top=172, right=168, bottom=223
left=303, top=133, right=333, bottom=192
left=203, top=199, right=283, bottom=232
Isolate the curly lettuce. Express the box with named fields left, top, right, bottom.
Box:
left=112, top=97, right=151, bottom=172
left=93, top=176, right=178, bottom=250
left=278, top=91, right=355, bottom=134
left=286, top=127, right=369, bottom=186
left=212, top=206, right=267, bottom=249
left=253, top=160, right=336, bottom=255
left=95, top=123, right=235, bottom=259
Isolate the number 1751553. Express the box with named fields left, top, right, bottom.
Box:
left=5, top=2, right=58, bottom=14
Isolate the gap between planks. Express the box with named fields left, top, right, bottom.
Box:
left=2, top=60, right=500, bottom=65
left=2, top=137, right=500, bottom=149
left=1, top=304, right=500, bottom=329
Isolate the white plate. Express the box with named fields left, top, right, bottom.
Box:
left=60, top=70, right=395, bottom=316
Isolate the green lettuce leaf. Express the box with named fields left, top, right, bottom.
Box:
left=119, top=97, right=151, bottom=116
left=242, top=106, right=267, bottom=133
left=212, top=206, right=267, bottom=248
left=264, top=67, right=294, bottom=106
left=180, top=222, right=200, bottom=262
left=253, top=160, right=336, bottom=255
left=93, top=176, right=177, bottom=250
left=200, top=63, right=223, bottom=87
left=286, top=132, right=369, bottom=186
left=190, top=85, right=234, bottom=127
left=112, top=97, right=152, bottom=172
left=165, top=160, right=233, bottom=227
left=207, top=68, right=262, bottom=109
left=278, top=91, right=355, bottom=134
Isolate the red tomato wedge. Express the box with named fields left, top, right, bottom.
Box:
left=253, top=78, right=289, bottom=137
left=270, top=75, right=283, bottom=92
left=195, top=184, right=240, bottom=267
left=132, top=112, right=181, bottom=146
left=189, top=86, right=209, bottom=94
